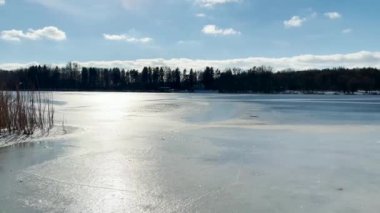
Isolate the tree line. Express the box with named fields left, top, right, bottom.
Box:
left=0, top=63, right=380, bottom=93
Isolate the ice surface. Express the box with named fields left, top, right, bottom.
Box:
left=1, top=93, right=380, bottom=212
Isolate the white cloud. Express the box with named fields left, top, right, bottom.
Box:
left=324, top=12, right=342, bottom=20
left=284, top=16, right=306, bottom=28
left=342, top=28, right=352, bottom=34
left=196, top=0, right=240, bottom=8
left=3, top=51, right=379, bottom=71
left=195, top=13, right=206, bottom=17
left=0, top=26, right=66, bottom=42
left=202, top=25, right=241, bottom=36
left=0, top=62, right=40, bottom=70
left=0, top=0, right=5, bottom=6
left=103, top=34, right=152, bottom=43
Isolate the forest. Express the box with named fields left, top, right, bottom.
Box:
left=0, top=63, right=380, bottom=93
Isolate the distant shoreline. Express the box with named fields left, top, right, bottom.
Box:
left=2, top=89, right=379, bottom=96
left=2, top=66, right=380, bottom=93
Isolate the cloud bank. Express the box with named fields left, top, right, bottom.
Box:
left=1, top=51, right=380, bottom=71
left=0, top=0, right=5, bottom=6
left=0, top=26, right=66, bottom=41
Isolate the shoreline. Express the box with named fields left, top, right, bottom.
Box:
left=1, top=89, right=380, bottom=95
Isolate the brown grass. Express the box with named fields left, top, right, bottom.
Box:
left=0, top=90, right=54, bottom=135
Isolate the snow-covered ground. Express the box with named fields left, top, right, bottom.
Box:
left=1, top=93, right=380, bottom=212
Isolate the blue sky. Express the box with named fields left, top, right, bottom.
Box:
left=1, top=0, right=380, bottom=70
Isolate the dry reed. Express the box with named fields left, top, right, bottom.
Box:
left=0, top=90, right=54, bottom=135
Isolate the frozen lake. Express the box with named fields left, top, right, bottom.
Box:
left=1, top=93, right=380, bottom=212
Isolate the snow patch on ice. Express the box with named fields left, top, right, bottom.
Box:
left=0, top=126, right=78, bottom=148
